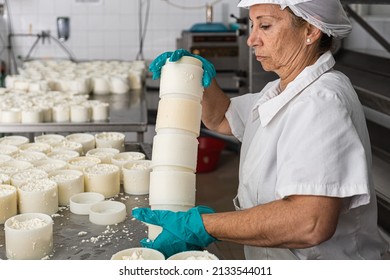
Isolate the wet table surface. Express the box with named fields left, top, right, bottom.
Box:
left=0, top=143, right=222, bottom=260
left=0, top=143, right=152, bottom=260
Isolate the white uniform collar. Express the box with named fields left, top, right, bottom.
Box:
left=252, top=51, right=336, bottom=127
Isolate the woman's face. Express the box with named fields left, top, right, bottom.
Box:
left=247, top=4, right=308, bottom=77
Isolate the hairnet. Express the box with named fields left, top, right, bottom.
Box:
left=237, top=0, right=352, bottom=38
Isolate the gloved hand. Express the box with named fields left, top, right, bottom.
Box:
left=132, top=206, right=218, bottom=258
left=148, top=49, right=216, bottom=88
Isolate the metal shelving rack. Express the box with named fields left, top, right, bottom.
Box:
left=339, top=0, right=390, bottom=234
left=0, top=89, right=148, bottom=142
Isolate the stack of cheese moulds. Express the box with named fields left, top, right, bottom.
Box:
left=148, top=56, right=204, bottom=240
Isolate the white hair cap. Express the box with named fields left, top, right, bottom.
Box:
left=237, top=0, right=352, bottom=38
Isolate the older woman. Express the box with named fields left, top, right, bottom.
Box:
left=133, top=0, right=387, bottom=259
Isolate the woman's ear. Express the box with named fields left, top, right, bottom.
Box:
left=305, top=24, right=322, bottom=45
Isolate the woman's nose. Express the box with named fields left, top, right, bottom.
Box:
left=247, top=28, right=259, bottom=47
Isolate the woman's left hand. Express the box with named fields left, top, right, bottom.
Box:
left=132, top=206, right=217, bottom=258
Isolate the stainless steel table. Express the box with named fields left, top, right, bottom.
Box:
left=0, top=143, right=153, bottom=260
left=0, top=142, right=223, bottom=260
left=0, top=89, right=148, bottom=142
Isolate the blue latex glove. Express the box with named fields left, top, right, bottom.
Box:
left=148, top=49, right=216, bottom=88
left=132, top=206, right=218, bottom=258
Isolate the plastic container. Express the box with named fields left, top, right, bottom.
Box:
left=111, top=151, right=146, bottom=182
left=0, top=184, right=17, bottom=224
left=149, top=170, right=196, bottom=206
left=0, top=174, right=10, bottom=184
left=111, top=247, right=165, bottom=260
left=65, top=133, right=95, bottom=155
left=19, top=142, right=52, bottom=154
left=33, top=158, right=68, bottom=173
left=122, top=160, right=151, bottom=195
left=85, top=147, right=120, bottom=164
left=95, top=132, right=125, bottom=152
left=52, top=140, right=83, bottom=155
left=13, top=151, right=47, bottom=163
left=196, top=137, right=226, bottom=173
left=151, top=133, right=198, bottom=172
left=47, top=149, right=80, bottom=162
left=68, top=156, right=101, bottom=171
left=0, top=144, right=19, bottom=156
left=34, top=134, right=65, bottom=146
left=0, top=160, right=33, bottom=176
left=5, top=213, right=53, bottom=259
left=159, top=56, right=204, bottom=101
left=69, top=192, right=105, bottom=215
left=167, top=250, right=218, bottom=260
left=89, top=200, right=126, bottom=225
left=84, top=163, right=120, bottom=198
left=10, top=168, right=48, bottom=188
left=155, top=97, right=202, bottom=136
left=49, top=169, right=84, bottom=206
left=17, top=179, right=58, bottom=215
left=0, top=154, right=13, bottom=164
left=0, top=135, right=29, bottom=147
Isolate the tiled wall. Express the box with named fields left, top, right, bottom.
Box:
left=0, top=1, right=389, bottom=71
left=0, top=0, right=239, bottom=68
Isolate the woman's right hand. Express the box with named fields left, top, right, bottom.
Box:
left=148, top=49, right=216, bottom=88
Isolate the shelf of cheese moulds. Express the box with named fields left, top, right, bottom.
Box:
left=0, top=89, right=148, bottom=143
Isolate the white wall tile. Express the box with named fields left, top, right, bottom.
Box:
left=3, top=0, right=239, bottom=65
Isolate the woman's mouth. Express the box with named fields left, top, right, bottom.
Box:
left=256, top=55, right=266, bottom=61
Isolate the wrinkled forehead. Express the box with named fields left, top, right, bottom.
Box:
left=248, top=4, right=289, bottom=21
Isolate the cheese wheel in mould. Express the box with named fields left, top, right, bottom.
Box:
left=151, top=133, right=198, bottom=172
left=21, top=108, right=43, bottom=124
left=148, top=170, right=196, bottom=206
left=155, top=97, right=202, bottom=136
left=1, top=109, right=21, bottom=123
left=84, top=164, right=120, bottom=198
left=35, top=134, right=65, bottom=147
left=0, top=185, right=17, bottom=224
left=10, top=168, right=48, bottom=188
left=65, top=133, right=95, bottom=155
left=0, top=135, right=29, bottom=147
left=49, top=169, right=84, bottom=206
left=68, top=156, right=101, bottom=172
left=4, top=213, right=53, bottom=260
left=70, top=105, right=91, bottom=123
left=95, top=132, right=125, bottom=152
left=17, top=179, right=58, bottom=215
left=91, top=102, right=109, bottom=121
left=159, top=56, right=204, bottom=100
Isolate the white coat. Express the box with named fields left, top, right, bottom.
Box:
left=225, top=51, right=387, bottom=259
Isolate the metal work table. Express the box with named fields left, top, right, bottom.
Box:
left=0, top=89, right=148, bottom=142
left=0, top=143, right=222, bottom=260
left=0, top=143, right=152, bottom=260
left=0, top=193, right=151, bottom=260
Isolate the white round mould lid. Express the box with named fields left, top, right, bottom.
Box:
left=69, top=192, right=105, bottom=215
left=111, top=247, right=165, bottom=260
left=89, top=200, right=126, bottom=225
left=167, top=250, right=219, bottom=260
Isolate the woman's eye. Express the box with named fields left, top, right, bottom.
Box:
left=260, top=24, right=270, bottom=30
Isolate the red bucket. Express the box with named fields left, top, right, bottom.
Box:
left=196, top=136, right=226, bottom=173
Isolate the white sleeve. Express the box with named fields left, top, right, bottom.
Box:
left=225, top=93, right=260, bottom=142
left=275, top=93, right=370, bottom=209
